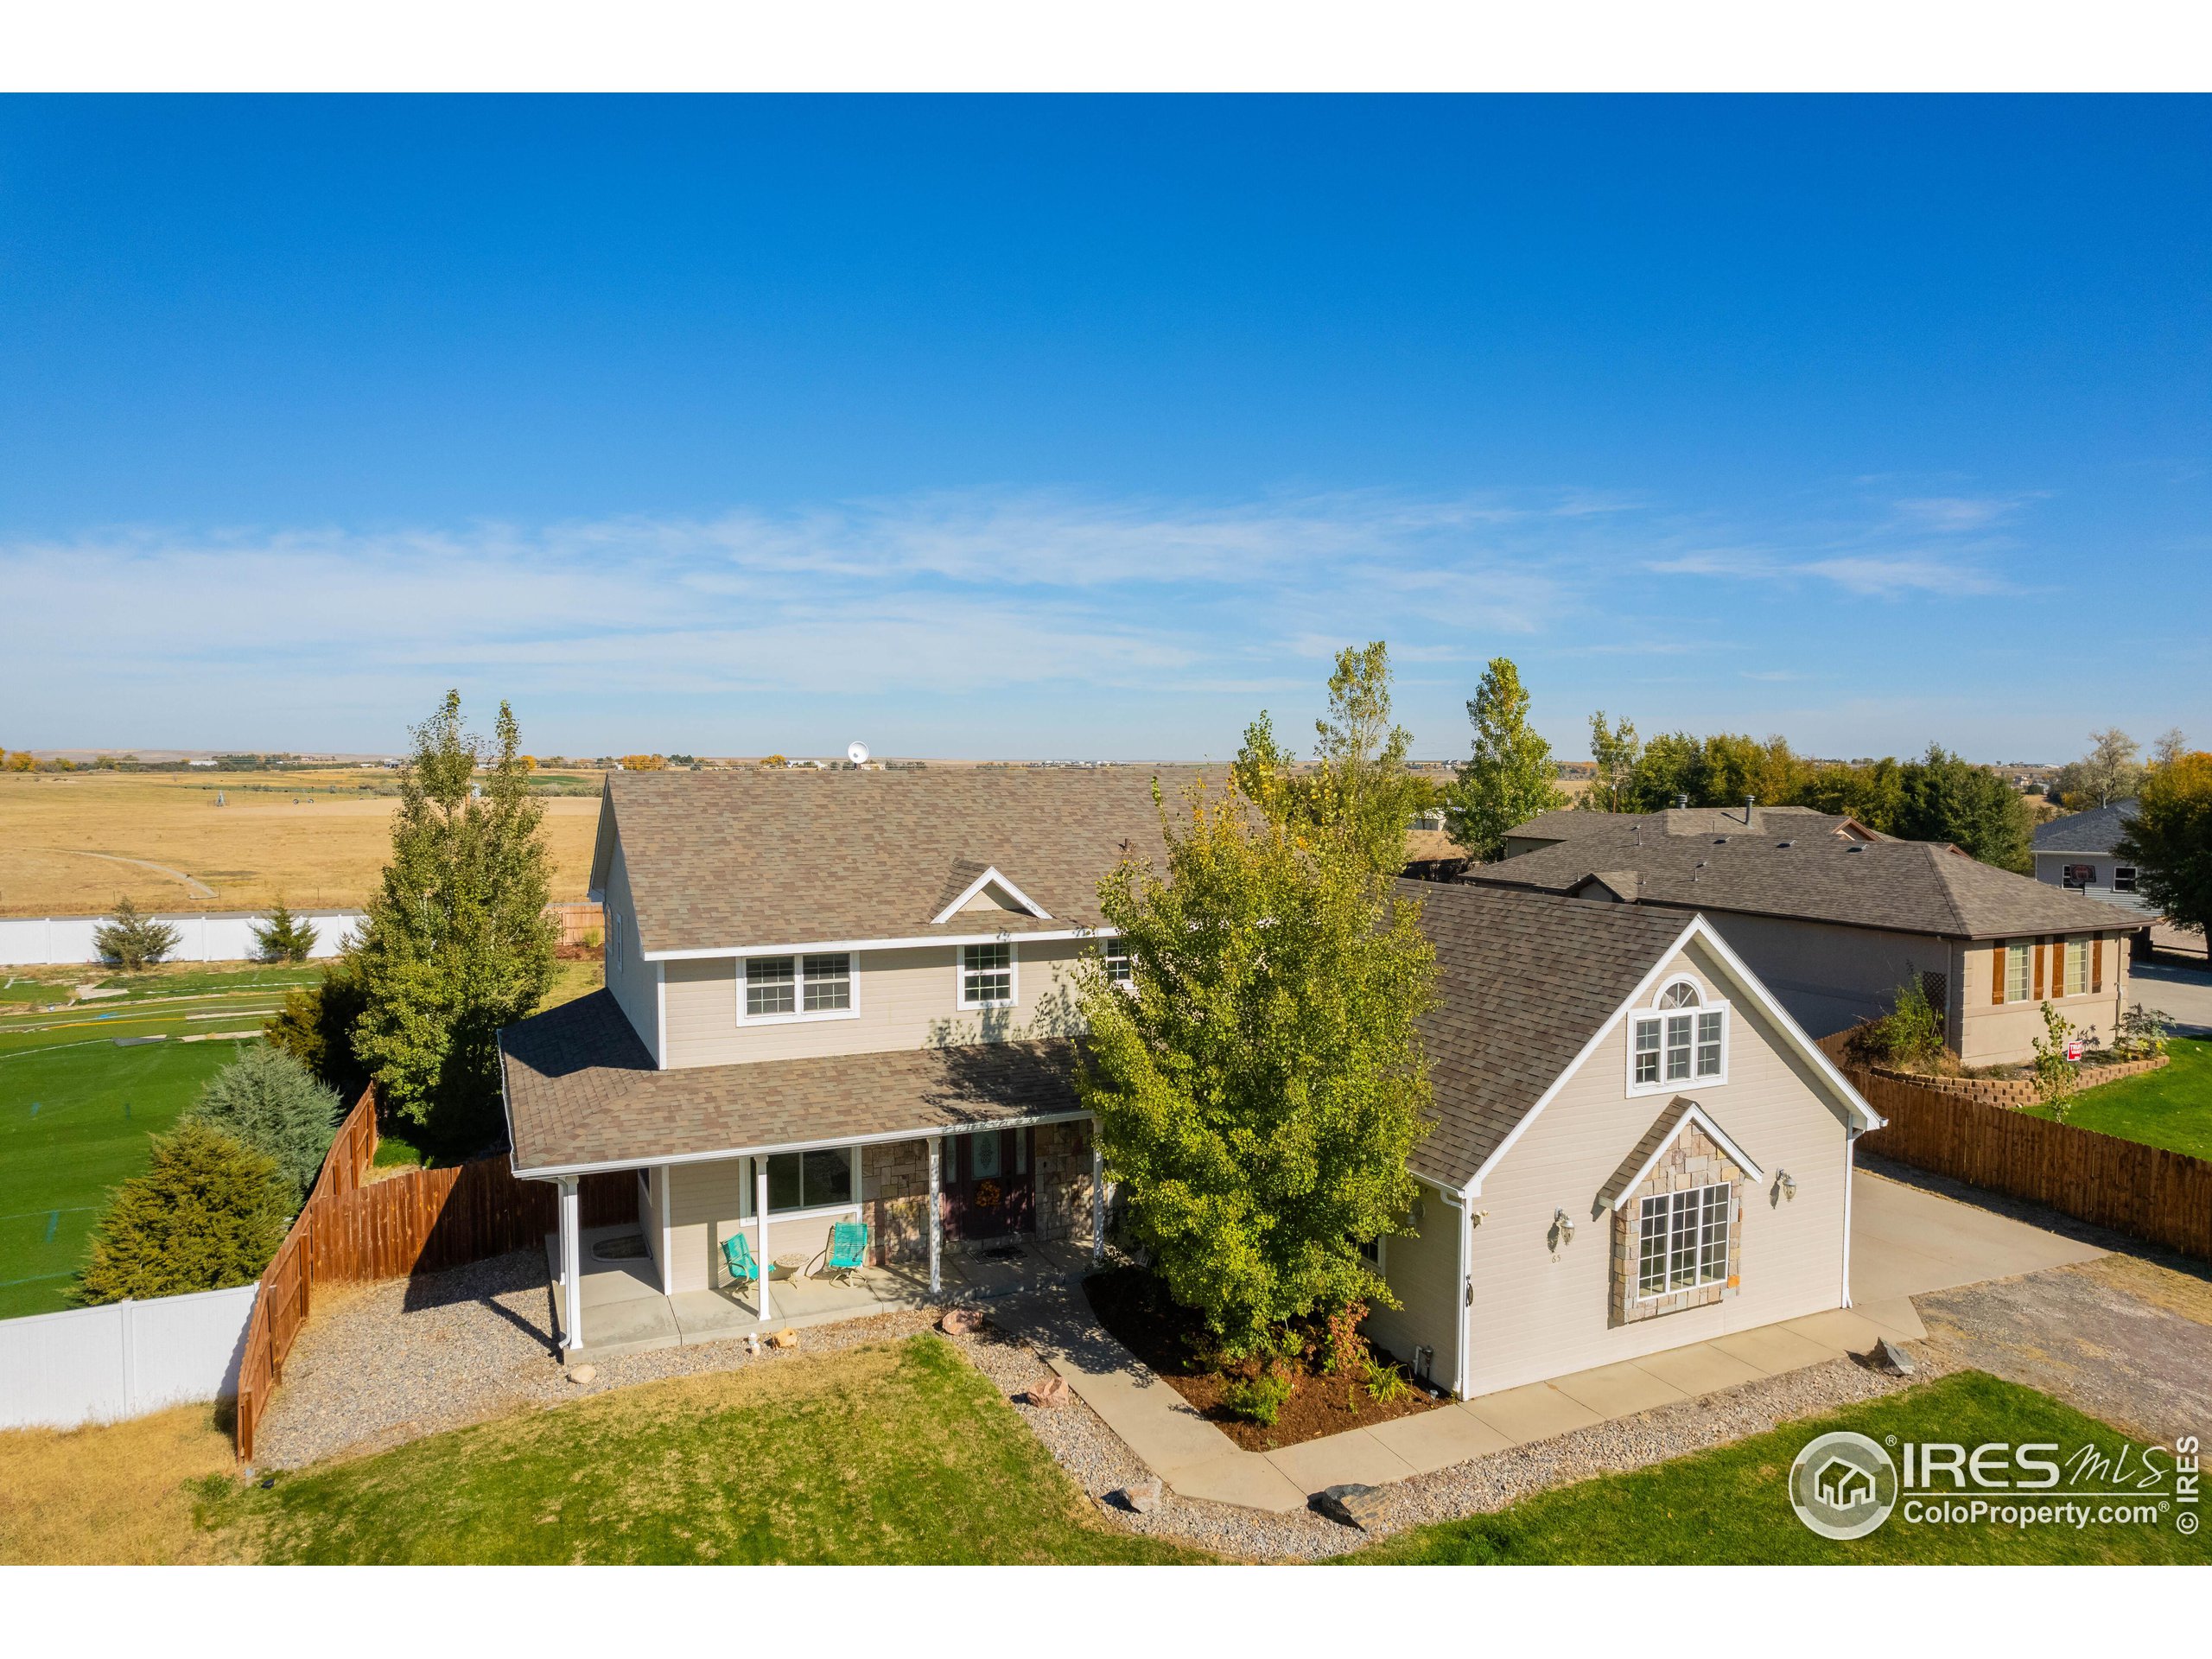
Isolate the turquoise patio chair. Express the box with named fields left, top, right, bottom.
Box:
left=821, top=1220, right=870, bottom=1285
left=721, top=1230, right=760, bottom=1288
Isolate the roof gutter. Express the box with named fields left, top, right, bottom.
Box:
left=510, top=1105, right=1095, bottom=1182
left=640, top=925, right=1116, bottom=963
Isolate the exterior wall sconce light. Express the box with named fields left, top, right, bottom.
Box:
left=1553, top=1207, right=1576, bottom=1241
left=1776, top=1170, right=1797, bottom=1201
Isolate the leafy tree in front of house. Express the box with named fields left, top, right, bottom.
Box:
left=74, top=1122, right=292, bottom=1304
left=350, top=691, right=559, bottom=1151
left=92, top=896, right=181, bottom=970
left=2116, top=748, right=2212, bottom=945
left=187, top=1044, right=343, bottom=1201
left=1075, top=772, right=1435, bottom=1362
left=1234, top=640, right=1427, bottom=877
left=1444, top=657, right=1567, bottom=860
left=250, top=899, right=319, bottom=964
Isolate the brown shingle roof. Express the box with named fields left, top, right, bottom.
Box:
left=1404, top=880, right=1693, bottom=1190
left=501, top=989, right=1081, bottom=1174
left=1508, top=804, right=1873, bottom=844
left=596, top=766, right=1204, bottom=956
left=1469, top=823, right=2124, bottom=940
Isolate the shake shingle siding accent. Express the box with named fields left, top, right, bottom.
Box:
left=501, top=989, right=1080, bottom=1174
left=1402, top=880, right=1692, bottom=1191
left=590, top=766, right=1200, bottom=957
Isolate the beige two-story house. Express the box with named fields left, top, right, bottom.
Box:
left=500, top=767, right=1880, bottom=1408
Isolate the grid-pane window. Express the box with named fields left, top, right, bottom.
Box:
left=1637, top=1183, right=1732, bottom=1299
left=803, top=953, right=852, bottom=1012
left=1665, top=1014, right=1694, bottom=1081
left=1696, top=1011, right=1724, bottom=1077
left=1659, top=982, right=1700, bottom=1008
left=963, top=942, right=1014, bottom=1006
left=2004, top=943, right=2031, bottom=1003
left=2063, top=940, right=2087, bottom=998
left=747, top=956, right=796, bottom=1017
left=1634, top=1019, right=1662, bottom=1084
left=1103, top=938, right=1133, bottom=984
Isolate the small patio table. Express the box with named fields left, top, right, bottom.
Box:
left=772, top=1252, right=812, bottom=1281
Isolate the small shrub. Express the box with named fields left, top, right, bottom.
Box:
left=2115, top=1002, right=2173, bottom=1060
left=74, top=1122, right=291, bottom=1304
left=92, top=897, right=180, bottom=971
left=1320, top=1299, right=1370, bottom=1376
left=1220, top=1368, right=1295, bottom=1427
left=1363, top=1355, right=1412, bottom=1405
left=187, top=1044, right=342, bottom=1200
left=580, top=927, right=603, bottom=951
left=250, top=899, right=319, bottom=964
left=1849, top=975, right=1946, bottom=1071
left=2031, top=1002, right=2081, bottom=1119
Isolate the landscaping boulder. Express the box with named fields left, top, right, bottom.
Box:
left=768, top=1327, right=799, bottom=1349
left=1026, top=1374, right=1071, bottom=1409
left=1116, top=1478, right=1164, bottom=1515
left=939, top=1306, right=986, bottom=1337
left=1312, top=1482, right=1390, bottom=1530
left=566, top=1364, right=597, bottom=1386
left=1869, top=1337, right=1916, bottom=1376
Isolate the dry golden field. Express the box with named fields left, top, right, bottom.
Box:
left=0, top=770, right=602, bottom=917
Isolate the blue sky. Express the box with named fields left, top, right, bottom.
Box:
left=2, top=95, right=2206, bottom=762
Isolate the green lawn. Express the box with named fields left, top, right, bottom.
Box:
left=1344, top=1371, right=2208, bottom=1565
left=197, top=1335, right=1204, bottom=1564
left=0, top=987, right=279, bottom=1317
left=2023, top=1037, right=2212, bottom=1160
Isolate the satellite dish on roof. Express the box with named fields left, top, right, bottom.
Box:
left=847, top=741, right=870, bottom=766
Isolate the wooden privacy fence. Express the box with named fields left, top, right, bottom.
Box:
left=233, top=1088, right=634, bottom=1462
left=1851, top=1065, right=2212, bottom=1262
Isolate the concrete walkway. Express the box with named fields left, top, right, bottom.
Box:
left=1010, top=1167, right=2101, bottom=1515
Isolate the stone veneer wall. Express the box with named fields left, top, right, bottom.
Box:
left=861, top=1119, right=1098, bottom=1264
left=1033, top=1118, right=1096, bottom=1245
left=1610, top=1123, right=1746, bottom=1326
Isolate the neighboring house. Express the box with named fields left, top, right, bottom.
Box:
left=2033, top=799, right=2158, bottom=946
left=1366, top=881, right=1877, bottom=1398
left=499, top=770, right=1877, bottom=1404
left=1460, top=809, right=2133, bottom=1066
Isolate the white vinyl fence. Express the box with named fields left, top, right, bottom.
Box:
left=0, top=910, right=363, bottom=969
left=0, top=1283, right=258, bottom=1431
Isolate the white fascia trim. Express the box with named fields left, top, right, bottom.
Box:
left=1463, top=912, right=1879, bottom=1197
left=642, top=925, right=1111, bottom=963
left=1607, top=1103, right=1767, bottom=1210
left=930, top=865, right=1052, bottom=925
left=655, top=961, right=668, bottom=1071
left=512, top=1107, right=1093, bottom=1182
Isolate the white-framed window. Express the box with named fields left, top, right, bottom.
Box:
left=1637, top=1182, right=1732, bottom=1299
left=2113, top=866, right=2139, bottom=894
left=2003, top=941, right=2031, bottom=1004
left=959, top=941, right=1017, bottom=1009
left=1103, top=937, right=1134, bottom=986
left=764, top=1147, right=856, bottom=1214
left=1628, top=977, right=1728, bottom=1094
left=2062, top=938, right=2088, bottom=998
left=740, top=952, right=858, bottom=1024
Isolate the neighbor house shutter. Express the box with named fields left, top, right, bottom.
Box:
left=1992, top=944, right=2006, bottom=1003
left=2032, top=940, right=2045, bottom=1001
left=2092, top=939, right=2105, bottom=995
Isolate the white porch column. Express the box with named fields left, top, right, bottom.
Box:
left=657, top=1165, right=675, bottom=1296
left=1090, top=1128, right=1104, bottom=1265
left=928, top=1134, right=943, bottom=1294
left=755, top=1157, right=772, bottom=1323
left=557, top=1177, right=583, bottom=1354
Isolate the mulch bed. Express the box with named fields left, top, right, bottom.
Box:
left=1082, top=1267, right=1443, bottom=1452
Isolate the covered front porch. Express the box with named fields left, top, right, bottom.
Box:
left=545, top=1220, right=1099, bottom=1360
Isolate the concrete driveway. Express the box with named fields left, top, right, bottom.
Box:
left=1849, top=1166, right=2106, bottom=1305
left=2131, top=956, right=2212, bottom=1038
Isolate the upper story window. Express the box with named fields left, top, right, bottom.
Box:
left=1629, top=978, right=1727, bottom=1094
left=2113, top=866, right=2139, bottom=893
left=742, top=952, right=856, bottom=1023
left=960, top=941, right=1017, bottom=1009
left=1103, top=937, right=1134, bottom=985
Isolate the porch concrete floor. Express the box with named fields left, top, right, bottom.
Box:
left=547, top=1224, right=1096, bottom=1361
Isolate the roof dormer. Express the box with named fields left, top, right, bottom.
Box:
left=931, top=862, right=1052, bottom=925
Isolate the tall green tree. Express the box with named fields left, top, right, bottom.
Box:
left=351, top=691, right=558, bottom=1147
left=92, top=897, right=180, bottom=971
left=188, top=1044, right=342, bottom=1201
left=1581, top=710, right=1643, bottom=814
left=1891, top=744, right=2034, bottom=872
left=1076, top=774, right=1435, bottom=1361
left=2117, top=750, right=2212, bottom=943
left=264, top=950, right=372, bottom=1097
left=1794, top=757, right=1907, bottom=831
left=1234, top=640, right=1426, bottom=876
left=75, top=1122, right=291, bottom=1305
left=1445, top=658, right=1567, bottom=860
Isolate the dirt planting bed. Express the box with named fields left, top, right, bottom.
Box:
left=1081, top=1267, right=1442, bottom=1451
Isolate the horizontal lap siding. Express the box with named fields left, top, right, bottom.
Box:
left=663, top=938, right=1088, bottom=1068
left=602, top=844, right=658, bottom=1054
left=1465, top=942, right=1854, bottom=1397
left=1364, top=1180, right=1465, bottom=1395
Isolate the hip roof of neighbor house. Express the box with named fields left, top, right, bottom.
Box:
left=1402, top=880, right=1698, bottom=1189
left=500, top=989, right=1081, bottom=1176
left=1464, top=820, right=2125, bottom=940
left=590, top=766, right=1207, bottom=956
left=1506, top=804, right=1878, bottom=844
left=2032, top=799, right=2139, bottom=855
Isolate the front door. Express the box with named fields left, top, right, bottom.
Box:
left=943, top=1127, right=1033, bottom=1241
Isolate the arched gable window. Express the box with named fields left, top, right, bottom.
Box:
left=1629, top=976, right=1729, bottom=1092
